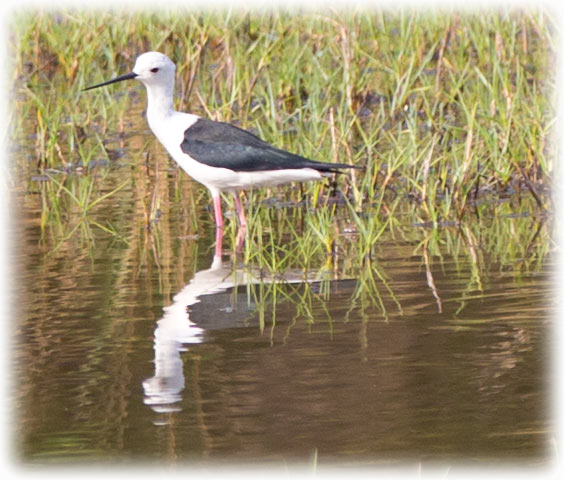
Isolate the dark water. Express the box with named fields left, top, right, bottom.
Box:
left=12, top=177, right=553, bottom=467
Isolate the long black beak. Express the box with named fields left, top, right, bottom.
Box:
left=83, top=71, right=138, bottom=91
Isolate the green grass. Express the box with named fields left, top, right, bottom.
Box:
left=10, top=7, right=556, bottom=275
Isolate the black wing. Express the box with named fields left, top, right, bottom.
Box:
left=180, top=118, right=357, bottom=173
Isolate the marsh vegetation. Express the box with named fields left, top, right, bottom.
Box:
left=11, top=8, right=554, bottom=270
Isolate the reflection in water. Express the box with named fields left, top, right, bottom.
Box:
left=143, top=257, right=313, bottom=413
left=143, top=259, right=229, bottom=410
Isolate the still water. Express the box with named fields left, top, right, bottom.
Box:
left=12, top=166, right=553, bottom=466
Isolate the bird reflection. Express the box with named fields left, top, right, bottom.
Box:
left=143, top=257, right=237, bottom=411
left=143, top=256, right=309, bottom=413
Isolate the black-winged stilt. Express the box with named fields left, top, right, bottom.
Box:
left=85, top=52, right=361, bottom=261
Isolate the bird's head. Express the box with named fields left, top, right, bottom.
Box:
left=84, top=51, right=176, bottom=91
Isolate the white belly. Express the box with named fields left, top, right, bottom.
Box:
left=172, top=152, right=325, bottom=194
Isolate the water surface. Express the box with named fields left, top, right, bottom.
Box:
left=12, top=174, right=553, bottom=466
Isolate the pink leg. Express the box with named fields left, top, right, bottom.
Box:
left=212, top=195, right=223, bottom=260
left=233, top=192, right=247, bottom=253
left=213, top=195, right=224, bottom=229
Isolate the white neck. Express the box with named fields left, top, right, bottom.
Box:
left=144, top=80, right=175, bottom=127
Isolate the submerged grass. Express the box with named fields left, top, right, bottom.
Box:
left=10, top=6, right=556, bottom=275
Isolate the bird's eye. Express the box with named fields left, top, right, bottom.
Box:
left=150, top=67, right=159, bottom=73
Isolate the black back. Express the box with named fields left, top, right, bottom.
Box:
left=180, top=118, right=356, bottom=173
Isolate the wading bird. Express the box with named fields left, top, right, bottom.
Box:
left=85, top=52, right=360, bottom=261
